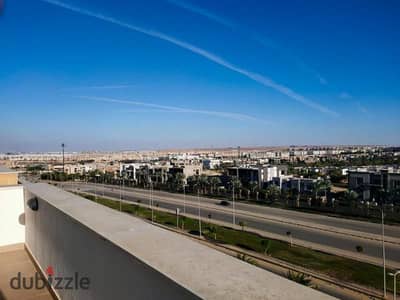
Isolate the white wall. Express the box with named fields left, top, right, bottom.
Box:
left=0, top=185, right=25, bottom=247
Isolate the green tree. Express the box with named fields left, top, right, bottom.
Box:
left=208, top=177, right=221, bottom=194
left=229, top=177, right=242, bottom=199
left=170, top=172, right=185, bottom=192
left=344, top=190, right=359, bottom=207
left=313, top=178, right=331, bottom=204
left=199, top=174, right=210, bottom=194
left=209, top=226, right=217, bottom=240
left=261, top=239, right=271, bottom=255
left=238, top=220, right=246, bottom=231
left=249, top=181, right=259, bottom=200
left=265, top=185, right=281, bottom=203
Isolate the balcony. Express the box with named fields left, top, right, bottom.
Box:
left=0, top=174, right=335, bottom=299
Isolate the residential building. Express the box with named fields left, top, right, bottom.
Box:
left=202, top=158, right=221, bottom=170
left=348, top=167, right=400, bottom=201
left=271, top=176, right=318, bottom=193
left=228, top=165, right=287, bottom=188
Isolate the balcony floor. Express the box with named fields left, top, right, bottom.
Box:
left=0, top=244, right=54, bottom=300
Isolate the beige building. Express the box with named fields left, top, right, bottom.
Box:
left=0, top=166, right=19, bottom=186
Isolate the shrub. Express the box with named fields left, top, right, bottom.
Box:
left=287, top=271, right=312, bottom=286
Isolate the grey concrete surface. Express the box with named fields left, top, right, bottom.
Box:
left=24, top=182, right=336, bottom=300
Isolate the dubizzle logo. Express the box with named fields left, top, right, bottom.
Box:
left=10, top=265, right=90, bottom=290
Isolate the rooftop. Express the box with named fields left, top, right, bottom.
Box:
left=23, top=182, right=335, bottom=300
left=0, top=166, right=17, bottom=174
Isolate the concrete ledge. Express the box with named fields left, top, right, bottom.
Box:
left=24, top=182, right=336, bottom=300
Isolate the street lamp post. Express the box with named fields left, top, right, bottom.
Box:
left=197, top=187, right=202, bottom=237
left=183, top=184, right=187, bottom=214
left=232, top=184, right=236, bottom=226
left=119, top=176, right=122, bottom=212
left=382, top=209, right=387, bottom=298
left=389, top=270, right=400, bottom=300
left=61, top=143, right=65, bottom=174
left=151, top=182, right=154, bottom=223
left=176, top=208, right=180, bottom=229
left=102, top=173, right=105, bottom=197
left=148, top=181, right=154, bottom=223
left=95, top=174, right=100, bottom=203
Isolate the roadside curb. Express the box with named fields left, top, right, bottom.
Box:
left=75, top=189, right=400, bottom=269
left=68, top=181, right=400, bottom=246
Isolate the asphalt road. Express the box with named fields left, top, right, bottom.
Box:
left=62, top=182, right=400, bottom=267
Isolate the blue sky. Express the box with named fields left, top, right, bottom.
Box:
left=0, top=0, right=399, bottom=152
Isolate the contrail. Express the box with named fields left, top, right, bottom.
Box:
left=79, top=96, right=272, bottom=123
left=166, top=0, right=236, bottom=29
left=41, top=0, right=337, bottom=116
left=339, top=92, right=352, bottom=99
left=63, top=84, right=136, bottom=90
left=167, top=0, right=328, bottom=85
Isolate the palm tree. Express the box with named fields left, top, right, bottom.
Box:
left=136, top=168, right=147, bottom=187
left=323, top=178, right=332, bottom=202
left=230, top=177, right=242, bottom=199
left=265, top=185, right=280, bottom=203
left=280, top=189, right=290, bottom=206
left=174, top=172, right=185, bottom=192
left=209, top=177, right=221, bottom=194
left=166, top=173, right=174, bottom=190
left=313, top=179, right=331, bottom=205
left=344, top=190, right=359, bottom=208
left=249, top=181, right=259, bottom=200
left=199, top=174, right=209, bottom=194
left=186, top=175, right=198, bottom=192
left=387, top=188, right=400, bottom=210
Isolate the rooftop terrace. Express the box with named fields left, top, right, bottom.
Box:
left=0, top=175, right=337, bottom=299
